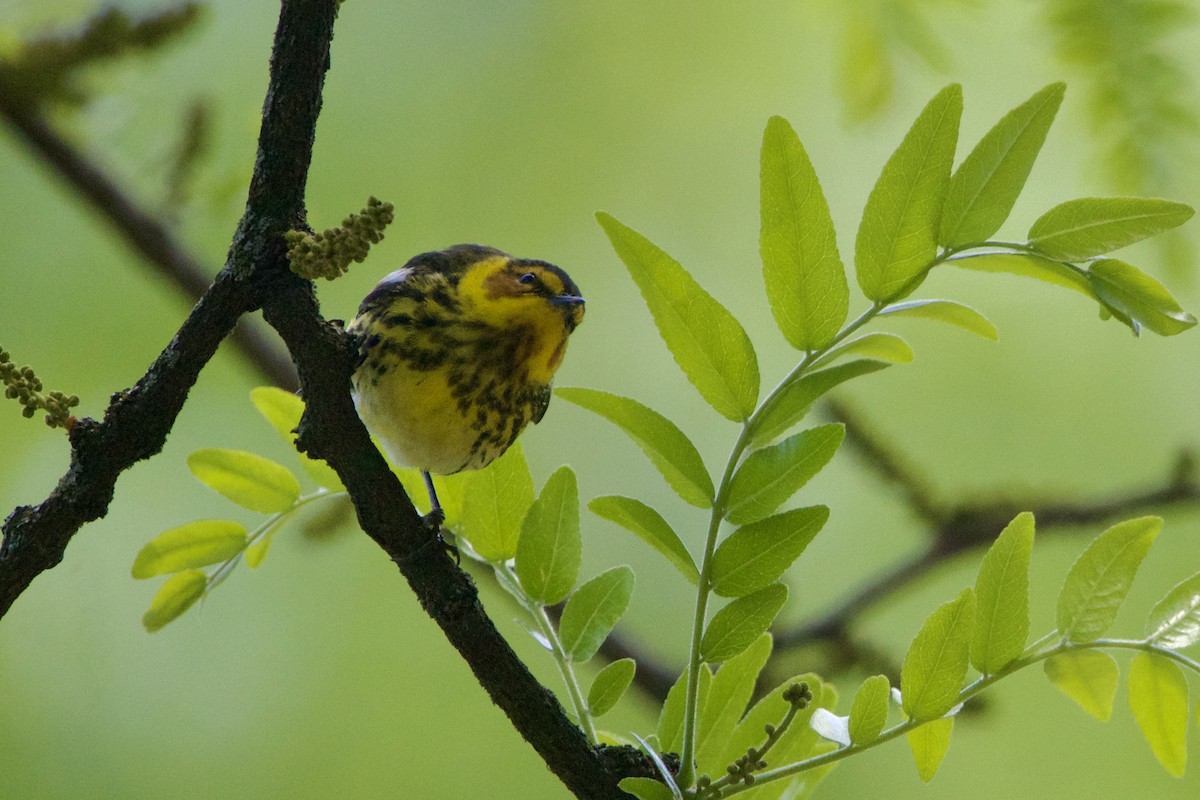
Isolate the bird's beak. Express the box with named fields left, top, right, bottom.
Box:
left=551, top=295, right=585, bottom=330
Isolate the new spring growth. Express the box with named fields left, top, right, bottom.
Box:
left=285, top=197, right=395, bottom=281
left=0, top=349, right=79, bottom=430
left=695, top=681, right=813, bottom=799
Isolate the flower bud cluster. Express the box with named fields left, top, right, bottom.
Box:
left=1, top=349, right=80, bottom=429
left=286, top=197, right=395, bottom=281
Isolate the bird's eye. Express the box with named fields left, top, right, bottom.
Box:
left=518, top=272, right=537, bottom=285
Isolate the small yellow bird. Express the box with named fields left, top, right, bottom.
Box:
left=348, top=244, right=585, bottom=520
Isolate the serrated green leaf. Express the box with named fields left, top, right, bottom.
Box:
left=901, top=588, right=976, bottom=721
left=810, top=332, right=914, bottom=369
left=856, top=84, right=962, bottom=302
left=711, top=506, right=828, bottom=597
left=949, top=252, right=1097, bottom=299
left=1056, top=516, right=1161, bottom=642
left=250, top=386, right=344, bottom=491
left=618, top=777, right=675, bottom=800
left=1146, top=572, right=1200, bottom=649
left=188, top=448, right=301, bottom=514
left=940, top=83, right=1065, bottom=247
left=597, top=213, right=760, bottom=421
left=459, top=443, right=533, bottom=562
left=701, top=584, right=789, bottom=663
left=906, top=718, right=954, bottom=783
left=1044, top=650, right=1119, bottom=720
left=696, top=634, right=773, bottom=771
left=560, top=566, right=635, bottom=662
left=849, top=675, right=891, bottom=745
left=142, top=569, right=207, bottom=633
left=131, top=520, right=247, bottom=579
left=1086, top=259, right=1197, bottom=337
left=1027, top=197, right=1194, bottom=261
left=1128, top=653, right=1189, bottom=776
left=555, top=388, right=713, bottom=507
left=750, top=360, right=890, bottom=447
left=726, top=425, right=843, bottom=525
left=971, top=512, right=1034, bottom=674
left=658, top=666, right=711, bottom=754
left=588, top=658, right=636, bottom=718
left=588, top=496, right=698, bottom=585
left=515, top=466, right=581, bottom=605
left=760, top=115, right=848, bottom=350
left=878, top=299, right=998, bottom=340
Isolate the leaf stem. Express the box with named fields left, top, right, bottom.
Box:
left=676, top=301, right=886, bottom=788
left=722, top=636, right=1200, bottom=797
left=502, top=565, right=599, bottom=744
left=207, top=488, right=338, bottom=589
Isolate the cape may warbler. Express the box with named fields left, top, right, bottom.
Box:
left=348, top=244, right=584, bottom=518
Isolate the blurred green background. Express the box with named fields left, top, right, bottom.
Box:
left=2, top=1, right=1199, bottom=798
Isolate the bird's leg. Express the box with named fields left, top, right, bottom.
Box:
left=421, top=471, right=445, bottom=528
left=421, top=470, right=459, bottom=564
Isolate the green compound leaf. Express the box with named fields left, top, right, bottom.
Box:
left=515, top=466, right=581, bottom=605
left=750, top=360, right=890, bottom=447
left=588, top=658, right=636, bottom=718
left=658, top=665, right=712, bottom=754
left=250, top=386, right=344, bottom=491
left=188, top=448, right=301, bottom=514
left=856, top=84, right=962, bottom=302
left=906, top=717, right=954, bottom=783
left=460, top=443, right=534, bottom=562
left=1027, top=197, right=1194, bottom=262
left=617, top=777, right=675, bottom=800
left=559, top=566, right=635, bottom=662
left=760, top=115, right=848, bottom=350
left=940, top=82, right=1065, bottom=248
left=1128, top=653, right=1189, bottom=777
left=597, top=212, right=760, bottom=422
left=132, top=520, right=247, bottom=579
left=700, top=583, right=788, bottom=664
left=1044, top=650, right=1119, bottom=721
left=1056, top=516, right=1161, bottom=643
left=1086, top=259, right=1197, bottom=337
left=588, top=495, right=698, bottom=585
left=555, top=388, right=713, bottom=507
left=810, top=332, right=914, bottom=369
left=725, top=424, right=844, bottom=525
left=711, top=506, right=829, bottom=597
left=1146, top=572, right=1200, bottom=650
left=695, top=634, right=773, bottom=771
left=901, top=587, right=976, bottom=721
left=971, top=512, right=1034, bottom=674
left=878, top=298, right=998, bottom=341
left=142, top=569, right=207, bottom=633
left=849, top=674, right=891, bottom=746
left=949, top=252, right=1097, bottom=299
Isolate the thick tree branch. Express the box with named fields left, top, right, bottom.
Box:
left=0, top=3, right=639, bottom=796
